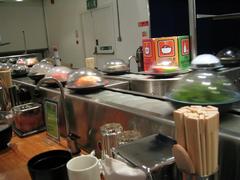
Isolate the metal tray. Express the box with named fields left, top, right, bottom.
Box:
left=114, top=133, right=176, bottom=171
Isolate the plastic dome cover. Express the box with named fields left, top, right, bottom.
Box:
left=29, top=62, right=54, bottom=75
left=150, top=59, right=179, bottom=73
left=217, top=47, right=240, bottom=60
left=191, top=54, right=222, bottom=69
left=168, top=70, right=240, bottom=104
left=66, top=68, right=104, bottom=88
left=0, top=63, right=12, bottom=70
left=11, top=64, right=28, bottom=74
left=45, top=66, right=72, bottom=82
left=103, top=59, right=129, bottom=73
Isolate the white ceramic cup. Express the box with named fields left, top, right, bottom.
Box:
left=67, top=155, right=101, bottom=180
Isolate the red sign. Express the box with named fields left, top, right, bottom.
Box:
left=138, top=21, right=149, bottom=27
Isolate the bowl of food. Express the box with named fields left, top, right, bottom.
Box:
left=165, top=69, right=240, bottom=112
left=45, top=66, right=72, bottom=86
left=66, top=68, right=105, bottom=92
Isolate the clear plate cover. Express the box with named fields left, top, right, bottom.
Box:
left=168, top=69, right=240, bottom=104
left=191, top=54, right=222, bottom=69
left=45, top=66, right=72, bottom=82
left=103, top=59, right=129, bottom=73
left=217, top=47, right=240, bottom=60
left=29, top=62, right=54, bottom=75
left=66, top=68, right=104, bottom=89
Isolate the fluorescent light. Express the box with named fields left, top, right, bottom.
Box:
left=16, top=0, right=23, bottom=2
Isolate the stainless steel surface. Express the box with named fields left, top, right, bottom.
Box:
left=12, top=76, right=240, bottom=180
left=188, top=0, right=197, bottom=58
left=105, top=74, right=181, bottom=97
left=13, top=77, right=175, bottom=154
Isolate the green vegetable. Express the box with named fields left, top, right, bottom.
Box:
left=172, top=83, right=235, bottom=103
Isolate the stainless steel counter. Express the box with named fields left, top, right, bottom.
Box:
left=12, top=77, right=240, bottom=180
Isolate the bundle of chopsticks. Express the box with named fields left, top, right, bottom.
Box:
left=173, top=106, right=219, bottom=177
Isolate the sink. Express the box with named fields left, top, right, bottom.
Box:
left=104, top=74, right=181, bottom=97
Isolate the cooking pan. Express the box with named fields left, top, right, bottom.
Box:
left=217, top=47, right=240, bottom=66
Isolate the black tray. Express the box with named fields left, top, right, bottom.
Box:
left=114, top=134, right=176, bottom=171
left=13, top=124, right=46, bottom=137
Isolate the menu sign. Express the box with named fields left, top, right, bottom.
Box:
left=44, top=99, right=59, bottom=141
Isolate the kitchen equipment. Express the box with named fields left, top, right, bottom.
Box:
left=114, top=133, right=176, bottom=180
left=102, top=59, right=129, bottom=75
left=28, top=150, right=72, bottom=180
left=28, top=62, right=54, bottom=83
left=166, top=54, right=240, bottom=112
left=66, top=68, right=106, bottom=92
left=217, top=47, right=240, bottom=66
left=100, top=123, right=123, bottom=158
left=44, top=66, right=72, bottom=86
left=11, top=64, right=28, bottom=77
left=0, top=111, right=13, bottom=150
left=12, top=103, right=44, bottom=135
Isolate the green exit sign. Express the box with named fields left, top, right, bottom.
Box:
left=87, top=0, right=97, bottom=10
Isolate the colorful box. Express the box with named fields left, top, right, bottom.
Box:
left=142, top=36, right=190, bottom=71
left=142, top=38, right=156, bottom=71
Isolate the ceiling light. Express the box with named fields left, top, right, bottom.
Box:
left=16, top=0, right=23, bottom=2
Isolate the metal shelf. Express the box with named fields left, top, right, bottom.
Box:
left=197, top=12, right=240, bottom=20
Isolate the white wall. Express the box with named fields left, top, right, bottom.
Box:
left=0, top=1, right=48, bottom=53
left=44, top=0, right=149, bottom=70
left=43, top=0, right=85, bottom=68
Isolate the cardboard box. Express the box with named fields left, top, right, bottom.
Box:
left=142, top=36, right=190, bottom=71
left=142, top=38, right=156, bottom=71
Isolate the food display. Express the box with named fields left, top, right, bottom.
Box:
left=0, top=63, right=12, bottom=70
left=169, top=71, right=237, bottom=103
left=150, top=60, right=179, bottom=74
left=167, top=55, right=240, bottom=108
left=151, top=65, right=179, bottom=73
left=45, top=66, right=71, bottom=83
left=66, top=68, right=104, bottom=90
left=17, top=57, right=39, bottom=67
left=102, top=59, right=129, bottom=74
left=11, top=64, right=28, bottom=77
left=28, top=62, right=54, bottom=82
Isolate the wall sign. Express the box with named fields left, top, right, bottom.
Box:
left=44, top=99, right=59, bottom=141
left=87, top=0, right=97, bottom=10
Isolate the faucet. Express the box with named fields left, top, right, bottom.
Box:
left=35, top=77, right=80, bottom=154
left=128, top=46, right=144, bottom=72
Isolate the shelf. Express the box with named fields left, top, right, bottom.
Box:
left=197, top=13, right=240, bottom=20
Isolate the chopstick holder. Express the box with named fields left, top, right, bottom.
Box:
left=173, top=106, right=219, bottom=180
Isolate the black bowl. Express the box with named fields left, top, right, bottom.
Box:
left=0, top=123, right=12, bottom=150
left=28, top=150, right=72, bottom=180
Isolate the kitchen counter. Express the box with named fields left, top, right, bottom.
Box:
left=0, top=132, right=68, bottom=180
